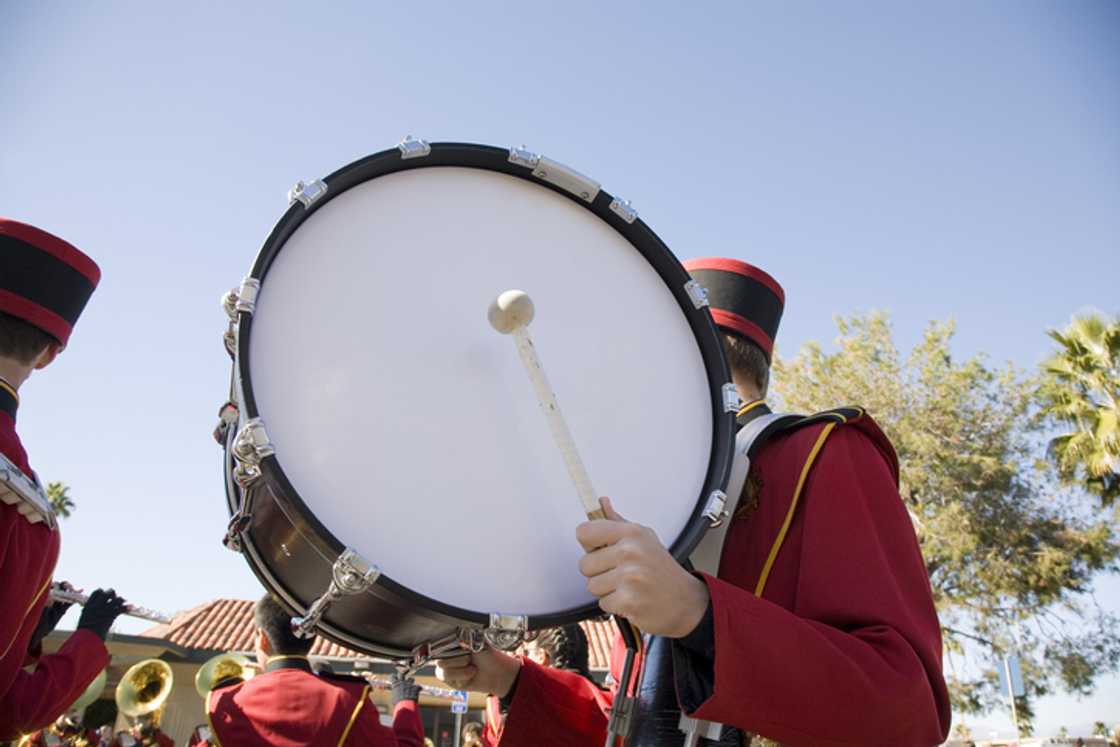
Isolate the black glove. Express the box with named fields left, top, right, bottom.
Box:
left=76, top=588, right=127, bottom=640
left=390, top=673, right=422, bottom=706
left=28, top=592, right=73, bottom=653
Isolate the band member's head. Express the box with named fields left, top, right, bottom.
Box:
left=683, top=258, right=784, bottom=400
left=0, top=218, right=100, bottom=380
left=522, top=623, right=592, bottom=680
left=462, top=721, right=484, bottom=747
left=252, top=594, right=314, bottom=666
left=131, top=714, right=159, bottom=739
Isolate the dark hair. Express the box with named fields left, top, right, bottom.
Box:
left=534, top=624, right=592, bottom=680
left=0, top=312, right=55, bottom=364
left=721, top=332, right=770, bottom=398
left=253, top=594, right=313, bottom=656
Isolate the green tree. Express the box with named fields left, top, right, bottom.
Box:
left=46, top=481, right=75, bottom=518
left=1038, top=313, right=1120, bottom=506
left=1093, top=721, right=1108, bottom=737
left=772, top=313, right=1120, bottom=720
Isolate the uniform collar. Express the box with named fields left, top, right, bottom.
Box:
left=264, top=655, right=313, bottom=674
left=0, top=378, right=16, bottom=421
left=735, top=399, right=771, bottom=428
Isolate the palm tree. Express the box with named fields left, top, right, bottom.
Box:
left=46, top=481, right=76, bottom=518
left=1039, top=314, right=1120, bottom=506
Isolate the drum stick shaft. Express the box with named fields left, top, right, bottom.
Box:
left=511, top=327, right=605, bottom=521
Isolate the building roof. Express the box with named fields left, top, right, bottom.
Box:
left=140, top=599, right=617, bottom=671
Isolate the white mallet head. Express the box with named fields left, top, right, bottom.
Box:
left=488, top=290, right=535, bottom=334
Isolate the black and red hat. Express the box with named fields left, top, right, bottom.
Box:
left=0, top=218, right=100, bottom=346
left=683, top=257, right=785, bottom=360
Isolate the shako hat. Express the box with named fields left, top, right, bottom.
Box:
left=0, top=218, right=101, bottom=345
left=683, top=257, right=784, bottom=360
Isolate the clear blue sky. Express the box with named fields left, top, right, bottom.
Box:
left=3, top=0, right=1117, bottom=736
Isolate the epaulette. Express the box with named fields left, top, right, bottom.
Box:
left=768, top=406, right=899, bottom=482
left=0, top=451, right=55, bottom=528
left=771, top=406, right=867, bottom=433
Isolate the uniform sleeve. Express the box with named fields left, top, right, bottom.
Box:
left=497, top=659, right=613, bottom=747
left=0, top=629, right=110, bottom=740
left=674, top=427, right=950, bottom=746
left=388, top=700, right=425, bottom=747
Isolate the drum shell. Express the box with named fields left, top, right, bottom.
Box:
left=224, top=430, right=467, bottom=658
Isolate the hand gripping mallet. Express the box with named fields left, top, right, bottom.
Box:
left=487, top=289, right=606, bottom=522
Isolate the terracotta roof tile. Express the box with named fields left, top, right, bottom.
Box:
left=140, top=599, right=616, bottom=670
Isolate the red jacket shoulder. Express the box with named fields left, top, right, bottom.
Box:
left=764, top=407, right=899, bottom=483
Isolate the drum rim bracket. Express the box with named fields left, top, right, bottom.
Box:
left=685, top=279, right=710, bottom=309
left=292, top=548, right=381, bottom=639
left=484, top=613, right=529, bottom=651
left=288, top=179, right=328, bottom=208
left=702, top=490, right=729, bottom=528
left=609, top=197, right=639, bottom=224
left=722, top=383, right=742, bottom=413
left=398, top=135, right=431, bottom=159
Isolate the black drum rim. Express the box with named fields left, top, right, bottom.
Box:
left=233, top=141, right=735, bottom=642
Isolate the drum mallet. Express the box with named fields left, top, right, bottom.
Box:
left=489, top=290, right=637, bottom=746
left=488, top=289, right=605, bottom=522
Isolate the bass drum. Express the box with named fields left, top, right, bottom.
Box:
left=220, top=140, right=736, bottom=660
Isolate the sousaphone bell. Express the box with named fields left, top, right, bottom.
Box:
left=194, top=652, right=255, bottom=698
left=116, top=659, right=173, bottom=723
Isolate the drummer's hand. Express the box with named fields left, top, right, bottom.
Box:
left=577, top=496, right=710, bottom=638
left=434, top=646, right=521, bottom=697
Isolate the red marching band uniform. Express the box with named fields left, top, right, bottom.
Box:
left=0, top=219, right=109, bottom=739
left=489, top=259, right=951, bottom=746
left=198, top=656, right=425, bottom=747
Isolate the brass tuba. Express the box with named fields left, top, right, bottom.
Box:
left=194, top=652, right=255, bottom=698
left=116, top=659, right=173, bottom=723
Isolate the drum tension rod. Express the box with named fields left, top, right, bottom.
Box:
left=291, top=549, right=379, bottom=639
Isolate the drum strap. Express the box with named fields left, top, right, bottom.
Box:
left=660, top=408, right=797, bottom=747
left=688, top=411, right=797, bottom=577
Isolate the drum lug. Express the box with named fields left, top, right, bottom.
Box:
left=223, top=511, right=252, bottom=552
left=288, top=179, right=328, bottom=208
left=292, top=549, right=380, bottom=639
left=685, top=279, right=710, bottom=309
left=702, top=490, right=729, bottom=528
left=484, top=613, right=529, bottom=651
left=609, top=198, right=639, bottom=224
left=222, top=326, right=237, bottom=357
left=233, top=418, right=274, bottom=462
left=213, top=401, right=240, bottom=445
left=222, top=288, right=240, bottom=321
left=397, top=135, right=431, bottom=159
left=722, top=383, right=742, bottom=413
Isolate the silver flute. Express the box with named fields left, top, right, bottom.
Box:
left=364, top=676, right=465, bottom=701
left=49, top=583, right=172, bottom=624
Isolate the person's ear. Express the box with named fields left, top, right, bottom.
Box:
left=257, top=630, right=272, bottom=655
left=33, top=342, right=63, bottom=370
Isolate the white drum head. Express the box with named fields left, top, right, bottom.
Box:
left=248, top=166, right=714, bottom=615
